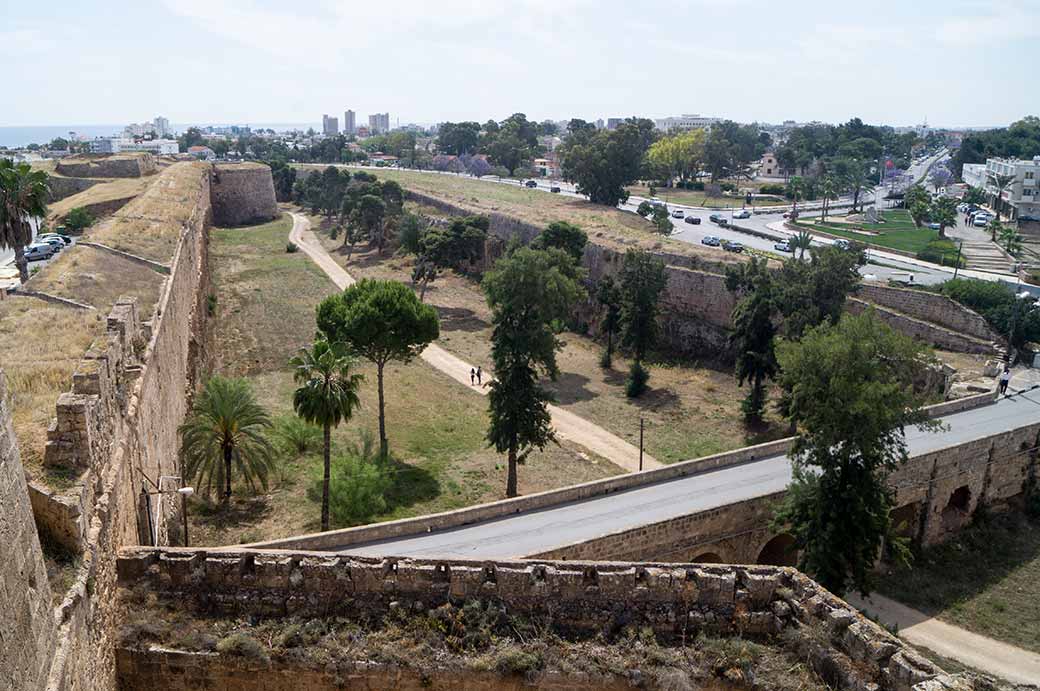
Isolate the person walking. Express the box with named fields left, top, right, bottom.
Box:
left=999, top=367, right=1011, bottom=395
left=476, top=366, right=482, bottom=386
left=470, top=368, right=475, bottom=386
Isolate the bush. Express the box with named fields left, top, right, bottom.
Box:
left=65, top=207, right=94, bottom=233
left=915, top=240, right=963, bottom=267
left=626, top=361, right=650, bottom=398
left=493, top=646, right=544, bottom=676
left=329, top=225, right=339, bottom=240
left=286, top=242, right=298, bottom=253
left=759, top=183, right=786, bottom=196
left=636, top=201, right=653, bottom=218
left=216, top=633, right=269, bottom=662
left=398, top=212, right=424, bottom=255
left=691, top=181, right=705, bottom=191
left=273, top=416, right=322, bottom=456
left=719, top=182, right=736, bottom=193
left=326, top=430, right=392, bottom=525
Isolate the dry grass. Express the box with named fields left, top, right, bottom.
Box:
left=26, top=246, right=164, bottom=319
left=296, top=166, right=744, bottom=269
left=0, top=297, right=104, bottom=480
left=89, top=161, right=211, bottom=263
left=309, top=213, right=786, bottom=465
left=195, top=213, right=620, bottom=546
left=46, top=176, right=155, bottom=223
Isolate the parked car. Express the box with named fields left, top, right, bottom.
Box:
left=24, top=243, right=54, bottom=261
left=733, top=209, right=752, bottom=219
left=39, top=232, right=71, bottom=245
left=833, top=239, right=852, bottom=250
left=927, top=222, right=941, bottom=230
left=723, top=241, right=744, bottom=253
left=701, top=235, right=721, bottom=247
left=718, top=218, right=729, bottom=227
left=774, top=241, right=792, bottom=252
left=709, top=213, right=725, bottom=224
left=37, top=236, right=65, bottom=251
left=550, top=186, right=561, bottom=193
left=684, top=216, right=701, bottom=225
left=524, top=180, right=538, bottom=188
left=671, top=209, right=685, bottom=218
left=973, top=217, right=989, bottom=227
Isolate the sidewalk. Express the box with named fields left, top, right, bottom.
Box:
left=287, top=212, right=662, bottom=474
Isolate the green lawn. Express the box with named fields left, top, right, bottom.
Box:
left=875, top=513, right=1040, bottom=653
left=796, top=209, right=959, bottom=263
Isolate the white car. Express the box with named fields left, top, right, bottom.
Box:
left=774, top=241, right=792, bottom=253
left=671, top=209, right=685, bottom=218
left=733, top=209, right=752, bottom=219
left=973, top=217, right=989, bottom=228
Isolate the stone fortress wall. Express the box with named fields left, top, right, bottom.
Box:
left=55, top=154, right=157, bottom=179
left=0, top=161, right=279, bottom=691
left=114, top=548, right=972, bottom=691
left=210, top=162, right=279, bottom=226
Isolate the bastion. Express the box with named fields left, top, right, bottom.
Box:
left=210, top=162, right=279, bottom=226
left=55, top=153, right=157, bottom=178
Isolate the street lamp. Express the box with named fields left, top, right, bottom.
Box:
left=142, top=476, right=195, bottom=547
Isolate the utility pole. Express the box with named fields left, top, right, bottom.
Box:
left=639, top=418, right=644, bottom=471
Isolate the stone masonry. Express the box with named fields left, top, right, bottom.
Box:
left=210, top=162, right=279, bottom=226
left=56, top=154, right=157, bottom=179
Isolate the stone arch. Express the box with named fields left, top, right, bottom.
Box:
left=889, top=502, right=919, bottom=539
left=941, top=485, right=973, bottom=533
left=690, top=551, right=724, bottom=564
left=757, top=534, right=797, bottom=566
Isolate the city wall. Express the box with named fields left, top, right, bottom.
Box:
left=114, top=549, right=969, bottom=691
left=55, top=154, right=157, bottom=179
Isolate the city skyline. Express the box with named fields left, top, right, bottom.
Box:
left=2, top=0, right=1037, bottom=129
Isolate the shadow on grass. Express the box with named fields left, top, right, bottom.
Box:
left=548, top=371, right=597, bottom=405
left=436, top=305, right=489, bottom=333
left=382, top=455, right=441, bottom=514
left=190, top=494, right=275, bottom=531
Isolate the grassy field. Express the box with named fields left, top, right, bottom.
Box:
left=627, top=184, right=787, bottom=208
left=309, top=211, right=786, bottom=466
left=795, top=209, right=950, bottom=256
left=194, top=212, right=620, bottom=546
left=875, top=512, right=1040, bottom=653
left=45, top=175, right=155, bottom=224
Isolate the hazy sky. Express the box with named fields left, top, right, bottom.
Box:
left=4, top=0, right=1037, bottom=129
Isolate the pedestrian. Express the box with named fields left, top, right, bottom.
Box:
left=476, top=366, right=482, bottom=386
left=470, top=368, right=475, bottom=386
left=999, top=367, right=1011, bottom=395
left=909, top=273, right=914, bottom=284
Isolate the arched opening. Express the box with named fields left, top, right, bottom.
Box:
left=690, top=552, right=723, bottom=564
left=757, top=534, right=797, bottom=566
left=889, top=503, right=918, bottom=539
left=941, top=485, right=973, bottom=533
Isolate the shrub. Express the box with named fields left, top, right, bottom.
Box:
left=398, top=212, right=424, bottom=255
left=216, top=633, right=269, bottom=662
left=626, top=361, right=650, bottom=398
left=329, top=225, right=339, bottom=240
left=719, top=182, right=736, bottom=193
left=206, top=293, right=217, bottom=316
left=636, top=201, right=653, bottom=218
left=65, top=207, right=94, bottom=233
left=326, top=430, right=392, bottom=525
left=493, top=645, right=544, bottom=676
left=273, top=416, right=322, bottom=456
left=286, top=241, right=299, bottom=253
left=759, top=183, right=786, bottom=196
left=691, top=181, right=705, bottom=191
left=915, top=240, right=963, bottom=267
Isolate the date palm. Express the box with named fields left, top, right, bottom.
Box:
left=988, top=173, right=1015, bottom=221
left=179, top=376, right=274, bottom=505
left=819, top=177, right=837, bottom=222
left=0, top=159, right=50, bottom=283
left=290, top=338, right=363, bottom=531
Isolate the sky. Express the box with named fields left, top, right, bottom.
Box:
left=3, top=0, right=1038, bottom=130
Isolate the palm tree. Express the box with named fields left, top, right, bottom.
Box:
left=788, top=176, right=805, bottom=219
left=989, top=173, right=1015, bottom=221
left=290, top=338, right=363, bottom=531
left=791, top=228, right=813, bottom=260
left=819, top=176, right=837, bottom=222
left=998, top=223, right=1022, bottom=256
left=179, top=376, right=274, bottom=505
left=0, top=159, right=50, bottom=283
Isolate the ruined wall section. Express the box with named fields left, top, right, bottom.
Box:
left=847, top=299, right=1001, bottom=356
left=26, top=166, right=213, bottom=691
left=55, top=154, right=156, bottom=179
left=115, top=549, right=967, bottom=691
left=857, top=284, right=1001, bottom=344
left=0, top=371, right=57, bottom=691
left=210, top=162, right=278, bottom=226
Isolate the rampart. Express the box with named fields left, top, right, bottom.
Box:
left=857, top=284, right=1001, bottom=343
left=114, top=548, right=972, bottom=691
left=210, top=162, right=279, bottom=226
left=55, top=154, right=157, bottom=179
left=46, top=175, right=100, bottom=202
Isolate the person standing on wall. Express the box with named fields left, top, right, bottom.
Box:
left=999, top=367, right=1011, bottom=395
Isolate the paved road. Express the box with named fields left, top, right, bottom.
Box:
left=332, top=390, right=1040, bottom=558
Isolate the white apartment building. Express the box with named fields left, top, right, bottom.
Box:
left=961, top=163, right=987, bottom=189
left=968, top=157, right=1040, bottom=222
left=369, top=112, right=390, bottom=134
left=343, top=109, right=356, bottom=135
left=654, top=114, right=722, bottom=132
left=322, top=114, right=339, bottom=136
left=89, top=137, right=178, bottom=155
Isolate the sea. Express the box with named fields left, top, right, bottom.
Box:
left=0, top=123, right=319, bottom=149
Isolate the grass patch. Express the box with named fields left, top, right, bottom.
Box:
left=45, top=176, right=154, bottom=225
left=796, top=209, right=944, bottom=255
left=195, top=211, right=619, bottom=546
left=875, top=512, right=1040, bottom=653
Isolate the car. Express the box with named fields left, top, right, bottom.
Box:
left=973, top=217, right=989, bottom=227
left=733, top=209, right=752, bottom=219
left=927, top=222, right=941, bottom=230
left=782, top=211, right=793, bottom=219
left=717, top=218, right=729, bottom=227
left=709, top=213, right=724, bottom=223
left=671, top=209, right=685, bottom=218
left=37, top=236, right=65, bottom=251
left=524, top=180, right=538, bottom=188
left=701, top=235, right=721, bottom=247
left=24, top=243, right=54, bottom=261
left=39, top=232, right=72, bottom=245
left=550, top=186, right=561, bottom=193
left=683, top=216, right=701, bottom=225
left=833, top=239, right=851, bottom=250
left=723, top=241, right=744, bottom=253
left=774, top=241, right=792, bottom=252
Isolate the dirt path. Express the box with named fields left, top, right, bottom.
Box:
left=849, top=592, right=1040, bottom=685
left=288, top=212, right=662, bottom=473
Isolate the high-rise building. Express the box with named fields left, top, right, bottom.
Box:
left=343, top=110, right=356, bottom=135
left=153, top=116, right=171, bottom=137
left=322, top=114, right=339, bottom=136
left=368, top=112, right=390, bottom=134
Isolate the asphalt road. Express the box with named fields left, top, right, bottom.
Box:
left=334, top=390, right=1040, bottom=559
